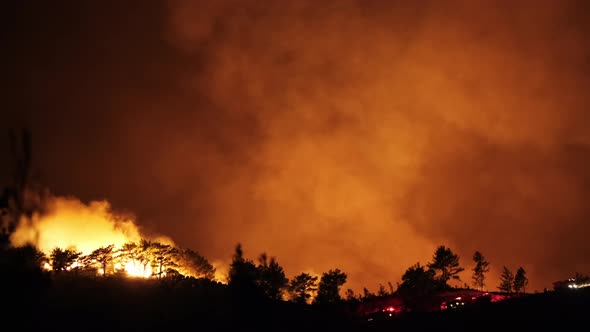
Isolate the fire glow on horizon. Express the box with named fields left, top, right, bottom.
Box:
left=10, top=196, right=155, bottom=254
left=9, top=195, right=211, bottom=280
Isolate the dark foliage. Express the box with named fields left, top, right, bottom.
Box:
left=427, top=245, right=464, bottom=285
left=315, top=269, right=347, bottom=305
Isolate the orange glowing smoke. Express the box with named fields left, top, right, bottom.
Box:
left=10, top=196, right=167, bottom=254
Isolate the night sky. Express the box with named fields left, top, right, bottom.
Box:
left=3, top=0, right=590, bottom=292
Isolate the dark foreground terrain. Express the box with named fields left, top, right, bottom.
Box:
left=4, top=271, right=590, bottom=332
left=361, top=288, right=590, bottom=331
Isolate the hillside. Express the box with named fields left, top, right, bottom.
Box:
left=5, top=273, right=590, bottom=332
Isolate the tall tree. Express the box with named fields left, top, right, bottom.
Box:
left=178, top=248, right=215, bottom=279
left=139, top=239, right=156, bottom=272
left=2, top=129, right=36, bottom=243
left=1, top=244, right=49, bottom=295
left=117, top=242, right=139, bottom=268
left=427, top=245, right=464, bottom=285
left=149, top=242, right=178, bottom=278
left=377, top=284, right=388, bottom=297
left=472, top=251, right=490, bottom=291
left=397, top=263, right=437, bottom=297
left=288, top=273, right=318, bottom=304
left=50, top=248, right=81, bottom=272
left=227, top=244, right=260, bottom=298
left=2, top=244, right=47, bottom=271
left=362, top=287, right=375, bottom=300
left=84, top=244, right=115, bottom=276
left=397, top=262, right=437, bottom=311
left=314, top=269, right=347, bottom=304
left=387, top=281, right=395, bottom=295
left=513, top=267, right=528, bottom=294
left=345, top=288, right=357, bottom=302
left=257, top=253, right=288, bottom=301
left=117, top=241, right=148, bottom=276
left=498, top=266, right=514, bottom=293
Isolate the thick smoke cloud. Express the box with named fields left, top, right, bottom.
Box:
left=3, top=0, right=590, bottom=292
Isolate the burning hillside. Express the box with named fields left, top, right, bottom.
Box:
left=8, top=195, right=217, bottom=280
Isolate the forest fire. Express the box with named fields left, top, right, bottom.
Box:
left=122, top=261, right=152, bottom=278
left=8, top=195, right=215, bottom=280
left=9, top=196, right=149, bottom=254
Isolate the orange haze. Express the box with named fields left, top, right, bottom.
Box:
left=3, top=0, right=590, bottom=293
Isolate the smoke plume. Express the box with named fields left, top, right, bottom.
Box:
left=4, top=0, right=590, bottom=292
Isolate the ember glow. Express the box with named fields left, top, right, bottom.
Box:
left=124, top=261, right=152, bottom=278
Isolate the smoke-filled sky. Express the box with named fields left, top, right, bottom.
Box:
left=3, top=0, right=590, bottom=292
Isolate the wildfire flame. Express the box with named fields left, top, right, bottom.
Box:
left=124, top=261, right=152, bottom=278
left=9, top=195, right=175, bottom=278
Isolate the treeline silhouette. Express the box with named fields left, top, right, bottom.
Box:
left=42, top=240, right=215, bottom=279
left=2, top=239, right=590, bottom=332
left=2, top=130, right=589, bottom=331
left=0, top=235, right=527, bottom=306
left=0, top=240, right=355, bottom=331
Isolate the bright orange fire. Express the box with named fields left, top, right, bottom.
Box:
left=10, top=196, right=175, bottom=279
left=123, top=261, right=153, bottom=278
